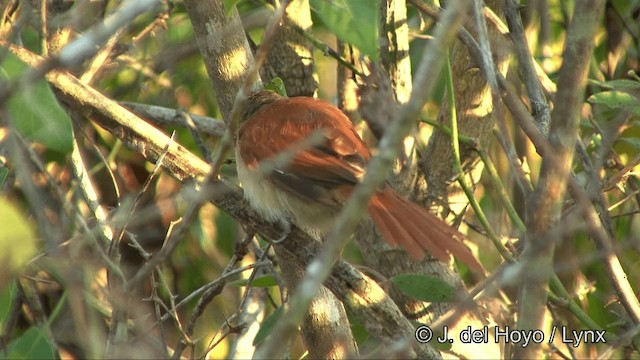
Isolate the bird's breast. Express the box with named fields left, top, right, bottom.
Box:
left=235, top=147, right=338, bottom=237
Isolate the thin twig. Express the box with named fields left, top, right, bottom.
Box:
left=171, top=233, right=255, bottom=359
left=206, top=0, right=291, bottom=175
left=255, top=1, right=472, bottom=358
left=38, top=0, right=47, bottom=57
left=6, top=42, right=486, bottom=358
left=108, top=133, right=172, bottom=257
left=179, top=109, right=212, bottom=162
left=58, top=0, right=163, bottom=68
left=504, top=0, right=551, bottom=134
left=285, top=17, right=365, bottom=78
left=443, top=47, right=511, bottom=264
left=121, top=101, right=225, bottom=137
left=125, top=183, right=204, bottom=292
left=71, top=123, right=114, bottom=246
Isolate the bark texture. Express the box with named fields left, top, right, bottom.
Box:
left=417, top=0, right=509, bottom=220
left=183, top=1, right=356, bottom=357
left=184, top=0, right=255, bottom=121
left=261, top=0, right=317, bottom=97
left=514, top=0, right=606, bottom=357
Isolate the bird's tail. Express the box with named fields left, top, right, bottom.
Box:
left=367, top=187, right=483, bottom=273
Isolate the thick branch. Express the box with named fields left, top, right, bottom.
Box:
left=6, top=43, right=434, bottom=358
left=515, top=1, right=606, bottom=358
left=182, top=1, right=357, bottom=356
left=255, top=0, right=471, bottom=357
left=183, top=0, right=255, bottom=121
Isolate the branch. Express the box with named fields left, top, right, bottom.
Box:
left=254, top=0, right=471, bottom=357
left=504, top=0, right=551, bottom=134
left=184, top=1, right=359, bottom=356
left=6, top=43, right=436, bottom=358
left=121, top=102, right=225, bottom=137
left=58, top=0, right=163, bottom=68
left=182, top=0, right=256, bottom=121
left=515, top=1, right=606, bottom=358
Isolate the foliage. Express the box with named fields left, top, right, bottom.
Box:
left=0, top=0, right=639, bottom=359
left=391, top=274, right=454, bottom=302
left=1, top=54, right=72, bottom=154
left=310, top=0, right=379, bottom=60
left=0, top=200, right=37, bottom=279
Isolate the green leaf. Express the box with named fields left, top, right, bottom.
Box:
left=391, top=274, right=454, bottom=302
left=349, top=318, right=370, bottom=345
left=1, top=53, right=73, bottom=153
left=588, top=79, right=640, bottom=90
left=223, top=0, right=241, bottom=15
left=311, top=0, right=379, bottom=60
left=0, top=199, right=38, bottom=276
left=0, top=282, right=16, bottom=329
left=215, top=210, right=237, bottom=258
left=619, top=137, right=640, bottom=150
left=264, top=77, right=287, bottom=97
left=610, top=0, right=637, bottom=16
left=0, top=167, right=8, bottom=188
left=253, top=306, right=283, bottom=346
left=3, top=327, right=56, bottom=359
left=588, top=91, right=640, bottom=116
left=228, top=275, right=279, bottom=288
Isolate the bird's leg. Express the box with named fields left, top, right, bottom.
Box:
left=271, top=217, right=292, bottom=244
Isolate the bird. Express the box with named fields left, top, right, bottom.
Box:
left=235, top=89, right=482, bottom=273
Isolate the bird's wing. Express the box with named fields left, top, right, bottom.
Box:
left=238, top=97, right=370, bottom=205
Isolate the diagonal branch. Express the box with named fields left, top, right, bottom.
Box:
left=514, top=1, right=606, bottom=358
left=6, top=43, right=440, bottom=357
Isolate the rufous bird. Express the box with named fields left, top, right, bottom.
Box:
left=235, top=89, right=482, bottom=272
